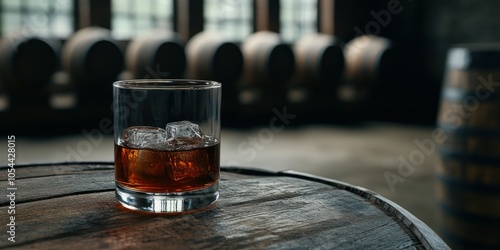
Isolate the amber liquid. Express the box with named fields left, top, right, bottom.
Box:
left=115, top=143, right=220, bottom=193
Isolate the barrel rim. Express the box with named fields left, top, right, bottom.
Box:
left=113, top=79, right=221, bottom=90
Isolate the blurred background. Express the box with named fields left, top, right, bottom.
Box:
left=0, top=0, right=499, bottom=249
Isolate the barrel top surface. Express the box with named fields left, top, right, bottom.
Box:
left=0, top=162, right=449, bottom=250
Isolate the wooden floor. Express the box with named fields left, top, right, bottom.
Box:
left=0, top=123, right=439, bottom=235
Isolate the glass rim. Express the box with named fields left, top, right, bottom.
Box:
left=113, top=79, right=221, bottom=90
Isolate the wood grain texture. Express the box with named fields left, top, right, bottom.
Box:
left=0, top=163, right=449, bottom=249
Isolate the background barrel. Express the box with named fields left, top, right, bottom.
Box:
left=342, top=35, right=395, bottom=102
left=240, top=31, right=294, bottom=113
left=436, top=44, right=500, bottom=249
left=126, top=29, right=186, bottom=79
left=0, top=34, right=59, bottom=105
left=289, top=33, right=344, bottom=116
left=186, top=31, right=243, bottom=83
left=241, top=31, right=294, bottom=89
left=341, top=35, right=401, bottom=122
left=62, top=27, right=123, bottom=101
left=186, top=31, right=243, bottom=118
left=294, top=33, right=344, bottom=89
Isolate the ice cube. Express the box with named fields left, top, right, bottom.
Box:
left=165, top=121, right=205, bottom=150
left=123, top=148, right=168, bottom=185
left=166, top=149, right=209, bottom=182
left=124, top=126, right=166, bottom=149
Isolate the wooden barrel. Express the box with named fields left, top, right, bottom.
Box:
left=0, top=162, right=449, bottom=249
left=186, top=31, right=243, bottom=83
left=294, top=33, right=344, bottom=88
left=241, top=31, right=295, bottom=88
left=186, top=31, right=243, bottom=118
left=0, top=34, right=58, bottom=99
left=436, top=44, right=500, bottom=249
left=342, top=35, right=394, bottom=102
left=126, top=29, right=186, bottom=79
left=62, top=27, right=123, bottom=97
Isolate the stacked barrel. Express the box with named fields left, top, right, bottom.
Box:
left=124, top=29, right=186, bottom=80
left=62, top=27, right=123, bottom=105
left=0, top=34, right=58, bottom=106
left=0, top=34, right=60, bottom=132
left=0, top=26, right=400, bottom=130
left=186, top=31, right=243, bottom=117
left=238, top=31, right=294, bottom=118
left=290, top=33, right=344, bottom=120
left=0, top=27, right=125, bottom=133
left=341, top=35, right=400, bottom=121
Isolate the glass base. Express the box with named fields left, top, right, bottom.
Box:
left=115, top=182, right=219, bottom=213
